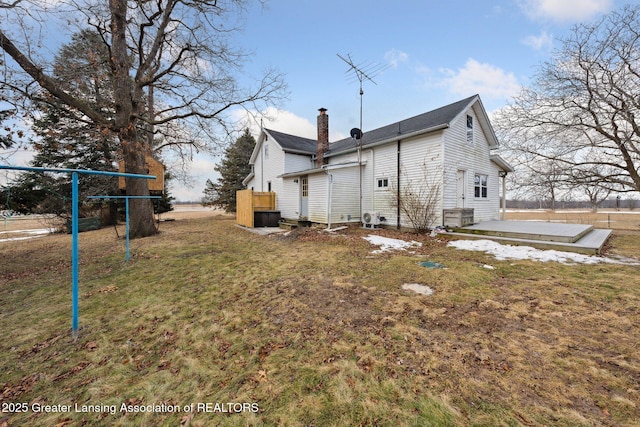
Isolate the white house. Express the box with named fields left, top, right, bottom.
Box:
left=243, top=95, right=514, bottom=230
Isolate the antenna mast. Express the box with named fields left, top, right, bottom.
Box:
left=337, top=53, right=387, bottom=223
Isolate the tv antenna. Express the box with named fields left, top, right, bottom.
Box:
left=337, top=53, right=388, bottom=223
left=337, top=53, right=387, bottom=93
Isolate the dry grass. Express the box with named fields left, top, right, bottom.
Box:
left=1, top=211, right=639, bottom=426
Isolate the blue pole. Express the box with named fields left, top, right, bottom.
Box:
left=0, top=165, right=156, bottom=338
left=0, top=165, right=155, bottom=180
left=86, top=195, right=160, bottom=262
left=125, top=197, right=130, bottom=261
left=71, top=172, right=79, bottom=339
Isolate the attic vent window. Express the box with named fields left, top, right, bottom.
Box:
left=466, top=115, right=473, bottom=144
left=264, top=142, right=269, bottom=159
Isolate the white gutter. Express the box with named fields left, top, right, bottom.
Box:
left=278, top=161, right=363, bottom=179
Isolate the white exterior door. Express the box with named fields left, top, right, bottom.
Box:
left=300, top=175, right=309, bottom=219
left=456, top=170, right=466, bottom=208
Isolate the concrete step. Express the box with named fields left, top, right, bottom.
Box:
left=446, top=228, right=613, bottom=255
left=278, top=221, right=297, bottom=230
left=450, top=221, right=593, bottom=243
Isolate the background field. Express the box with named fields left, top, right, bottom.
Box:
left=1, top=208, right=639, bottom=426
left=505, top=209, right=640, bottom=231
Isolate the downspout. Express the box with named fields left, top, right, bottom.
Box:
left=500, top=171, right=507, bottom=220
left=326, top=170, right=333, bottom=229
left=260, top=139, right=264, bottom=191
left=365, top=149, right=374, bottom=214
left=396, top=139, right=401, bottom=230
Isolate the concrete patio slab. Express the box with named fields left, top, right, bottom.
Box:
left=447, top=221, right=612, bottom=255
left=454, top=220, right=593, bottom=243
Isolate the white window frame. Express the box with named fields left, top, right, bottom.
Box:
left=376, top=177, right=389, bottom=190
left=474, top=173, right=488, bottom=199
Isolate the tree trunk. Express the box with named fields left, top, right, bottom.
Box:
left=111, top=0, right=156, bottom=238
left=122, top=137, right=157, bottom=237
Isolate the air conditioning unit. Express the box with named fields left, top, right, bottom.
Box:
left=362, top=211, right=381, bottom=228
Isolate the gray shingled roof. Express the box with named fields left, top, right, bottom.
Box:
left=327, top=95, right=477, bottom=155
left=264, top=129, right=317, bottom=154
left=265, top=95, right=478, bottom=157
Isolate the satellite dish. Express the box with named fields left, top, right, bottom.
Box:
left=350, top=128, right=363, bottom=140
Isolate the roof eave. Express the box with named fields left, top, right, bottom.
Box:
left=490, top=154, right=515, bottom=173
left=279, top=161, right=364, bottom=178
left=283, top=148, right=315, bottom=156
left=242, top=171, right=255, bottom=186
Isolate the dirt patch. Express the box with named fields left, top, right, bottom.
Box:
left=261, top=276, right=382, bottom=340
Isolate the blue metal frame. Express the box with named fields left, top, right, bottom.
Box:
left=87, top=195, right=162, bottom=261
left=0, top=165, right=155, bottom=339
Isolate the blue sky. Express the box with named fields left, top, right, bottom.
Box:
left=0, top=0, right=629, bottom=201
left=234, top=0, right=620, bottom=137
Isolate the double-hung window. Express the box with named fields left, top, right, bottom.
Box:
left=474, top=174, right=488, bottom=198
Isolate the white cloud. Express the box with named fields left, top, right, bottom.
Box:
left=230, top=107, right=313, bottom=139
left=260, top=107, right=317, bottom=139
left=440, top=59, right=521, bottom=100
left=384, top=49, right=409, bottom=68
left=523, top=31, right=554, bottom=51
left=231, top=106, right=346, bottom=141
left=519, top=0, right=613, bottom=22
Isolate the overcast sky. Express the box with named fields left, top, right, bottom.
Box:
left=1, top=0, right=628, bottom=201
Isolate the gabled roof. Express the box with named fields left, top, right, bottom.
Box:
left=327, top=95, right=481, bottom=155
left=265, top=129, right=317, bottom=155
left=249, top=94, right=498, bottom=166
left=248, top=128, right=317, bottom=166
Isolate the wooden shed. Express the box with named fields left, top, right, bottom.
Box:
left=236, top=189, right=279, bottom=228
left=118, top=156, right=165, bottom=194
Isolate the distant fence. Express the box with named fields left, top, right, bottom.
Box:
left=505, top=209, right=640, bottom=231
left=236, top=190, right=276, bottom=228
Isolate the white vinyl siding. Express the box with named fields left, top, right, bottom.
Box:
left=367, top=143, right=397, bottom=226
left=280, top=177, right=300, bottom=219
left=329, top=166, right=361, bottom=224
left=307, top=173, right=328, bottom=223
left=443, top=106, right=500, bottom=222
left=397, top=133, right=444, bottom=229
left=284, top=153, right=314, bottom=174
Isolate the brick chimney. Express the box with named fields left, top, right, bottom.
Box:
left=317, top=108, right=329, bottom=167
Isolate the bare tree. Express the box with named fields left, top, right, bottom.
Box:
left=391, top=164, right=441, bottom=233
left=0, top=0, right=287, bottom=237
left=495, top=4, right=640, bottom=200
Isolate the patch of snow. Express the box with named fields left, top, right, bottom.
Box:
left=0, top=228, right=53, bottom=235
left=482, top=264, right=495, bottom=269
left=448, top=239, right=640, bottom=265
left=0, top=228, right=53, bottom=243
left=402, top=283, right=433, bottom=296
left=363, top=235, right=422, bottom=254
left=325, top=226, right=348, bottom=232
